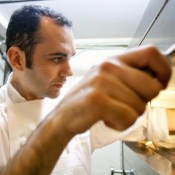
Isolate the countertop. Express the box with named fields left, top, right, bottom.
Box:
left=123, top=141, right=175, bottom=175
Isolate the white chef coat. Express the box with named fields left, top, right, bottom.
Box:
left=0, top=73, right=170, bottom=174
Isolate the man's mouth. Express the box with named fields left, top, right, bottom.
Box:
left=53, top=83, right=64, bottom=89
left=52, top=81, right=66, bottom=89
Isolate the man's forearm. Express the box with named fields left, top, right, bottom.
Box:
left=1, top=113, right=74, bottom=175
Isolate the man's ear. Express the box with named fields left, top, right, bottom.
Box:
left=7, top=46, right=26, bottom=71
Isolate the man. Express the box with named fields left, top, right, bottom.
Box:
left=0, top=5, right=172, bottom=175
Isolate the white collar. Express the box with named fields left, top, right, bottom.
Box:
left=6, top=73, right=26, bottom=104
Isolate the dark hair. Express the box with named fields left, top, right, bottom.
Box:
left=6, top=5, right=72, bottom=68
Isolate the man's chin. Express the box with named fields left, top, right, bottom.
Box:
left=48, top=91, right=60, bottom=99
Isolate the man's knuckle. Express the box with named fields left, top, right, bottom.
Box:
left=86, top=88, right=106, bottom=107
left=99, top=61, right=112, bottom=72
left=91, top=73, right=106, bottom=86
left=146, top=45, right=160, bottom=57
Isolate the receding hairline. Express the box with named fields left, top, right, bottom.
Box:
left=35, top=16, right=73, bottom=43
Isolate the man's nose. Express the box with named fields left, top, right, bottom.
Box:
left=59, top=61, right=73, bottom=77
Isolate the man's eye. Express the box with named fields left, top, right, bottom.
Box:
left=52, top=57, right=63, bottom=63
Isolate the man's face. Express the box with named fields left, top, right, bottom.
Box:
left=21, top=17, right=76, bottom=99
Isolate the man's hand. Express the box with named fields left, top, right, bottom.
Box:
left=54, top=45, right=171, bottom=136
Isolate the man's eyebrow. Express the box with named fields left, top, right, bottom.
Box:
left=47, top=52, right=67, bottom=57
left=47, top=52, right=76, bottom=57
